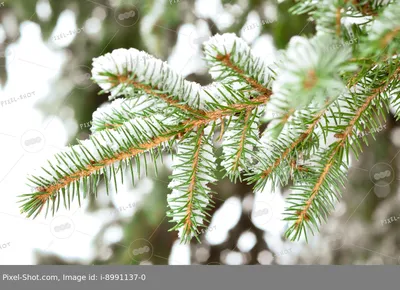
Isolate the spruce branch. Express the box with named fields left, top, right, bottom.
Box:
left=285, top=66, right=400, bottom=240
left=291, top=0, right=389, bottom=35
left=167, top=128, right=216, bottom=242
left=255, top=108, right=326, bottom=186
left=20, top=114, right=179, bottom=218
left=20, top=91, right=269, bottom=221
left=90, top=96, right=158, bottom=132
left=91, top=48, right=208, bottom=111
left=204, top=33, right=274, bottom=98
left=272, top=34, right=356, bottom=110
left=362, top=1, right=400, bottom=56
left=115, top=76, right=205, bottom=116
left=20, top=0, right=400, bottom=243
left=221, top=108, right=261, bottom=182
left=254, top=63, right=374, bottom=190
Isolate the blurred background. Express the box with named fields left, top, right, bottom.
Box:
left=0, top=0, right=399, bottom=265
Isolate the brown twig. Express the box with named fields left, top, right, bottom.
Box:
left=232, top=108, right=253, bottom=172
left=116, top=75, right=204, bottom=116
left=216, top=54, right=272, bottom=98
left=33, top=94, right=270, bottom=206
left=260, top=109, right=326, bottom=178
left=184, top=128, right=204, bottom=233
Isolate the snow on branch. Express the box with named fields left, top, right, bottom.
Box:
left=167, top=130, right=217, bottom=242
left=91, top=48, right=207, bottom=111
left=21, top=114, right=178, bottom=218
left=272, top=35, right=355, bottom=110
left=20, top=1, right=400, bottom=242
left=90, top=96, right=159, bottom=132
left=204, top=33, right=274, bottom=96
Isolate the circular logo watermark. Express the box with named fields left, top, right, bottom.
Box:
left=0, top=46, right=16, bottom=67
left=20, top=129, right=46, bottom=153
left=114, top=5, right=140, bottom=27
left=50, top=216, right=75, bottom=239
left=369, top=162, right=394, bottom=186
left=129, top=238, right=153, bottom=262
left=249, top=201, right=273, bottom=225
left=72, top=65, right=92, bottom=89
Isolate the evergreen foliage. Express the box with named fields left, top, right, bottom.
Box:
left=20, top=0, right=400, bottom=242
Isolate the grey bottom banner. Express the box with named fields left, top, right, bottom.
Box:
left=0, top=266, right=398, bottom=290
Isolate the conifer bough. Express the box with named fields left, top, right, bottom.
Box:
left=20, top=0, right=400, bottom=242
